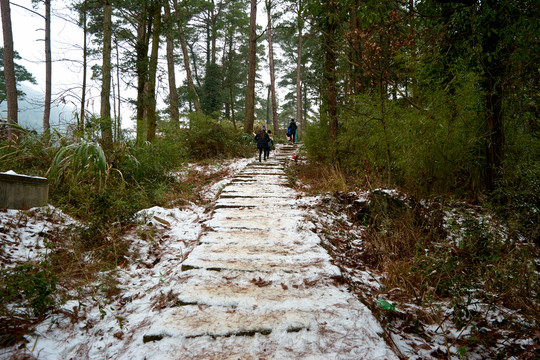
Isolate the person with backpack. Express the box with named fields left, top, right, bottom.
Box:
left=288, top=119, right=298, bottom=143
left=254, top=125, right=271, bottom=162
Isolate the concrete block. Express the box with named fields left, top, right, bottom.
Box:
left=0, top=172, right=49, bottom=209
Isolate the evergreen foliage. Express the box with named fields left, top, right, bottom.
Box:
left=300, top=0, right=539, bottom=198
left=0, top=49, right=37, bottom=103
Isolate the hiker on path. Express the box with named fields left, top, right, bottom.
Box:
left=254, top=125, right=271, bottom=162
left=288, top=119, right=298, bottom=143
left=265, top=130, right=274, bottom=160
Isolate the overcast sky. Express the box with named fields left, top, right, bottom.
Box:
left=8, top=0, right=85, bottom=97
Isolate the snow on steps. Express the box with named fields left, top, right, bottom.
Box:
left=142, top=145, right=399, bottom=359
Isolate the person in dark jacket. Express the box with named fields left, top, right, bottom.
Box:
left=254, top=125, right=270, bottom=162
left=265, top=130, right=274, bottom=160
left=288, top=119, right=298, bottom=143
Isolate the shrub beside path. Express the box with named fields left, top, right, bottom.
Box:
left=143, top=144, right=398, bottom=359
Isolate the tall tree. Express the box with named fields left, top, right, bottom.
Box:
left=163, top=0, right=179, bottom=123
left=478, top=0, right=505, bottom=191
left=43, top=0, right=51, bottom=133
left=146, top=0, right=161, bottom=142
left=244, top=0, right=256, bottom=133
left=1, top=0, right=18, bottom=137
left=100, top=0, right=113, bottom=150
left=114, top=37, right=121, bottom=141
left=172, top=0, right=201, bottom=113
left=206, top=0, right=224, bottom=66
left=321, top=0, right=338, bottom=142
left=135, top=3, right=149, bottom=145
left=295, top=0, right=303, bottom=138
left=79, top=0, right=88, bottom=134
left=265, top=0, right=278, bottom=134
left=221, top=0, right=250, bottom=129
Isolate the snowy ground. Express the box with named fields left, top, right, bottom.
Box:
left=0, top=145, right=398, bottom=359
left=302, top=190, right=538, bottom=360
left=2, top=145, right=536, bottom=359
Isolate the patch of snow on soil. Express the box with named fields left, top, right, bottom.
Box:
left=0, top=206, right=76, bottom=267
left=302, top=189, right=539, bottom=360
left=201, top=158, right=251, bottom=201
left=1, top=203, right=209, bottom=360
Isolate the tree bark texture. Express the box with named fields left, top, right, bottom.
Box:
left=481, top=0, right=505, bottom=191
left=1, top=0, right=18, bottom=135
left=227, top=34, right=236, bottom=130
left=163, top=0, right=179, bottom=123
left=295, top=0, right=303, bottom=139
left=80, top=0, right=87, bottom=134
left=100, top=0, right=113, bottom=150
left=146, top=0, right=161, bottom=142
left=323, top=3, right=338, bottom=142
left=135, top=8, right=148, bottom=146
left=115, top=38, right=121, bottom=141
left=43, top=0, right=51, bottom=133
left=266, top=0, right=278, bottom=135
left=173, top=0, right=202, bottom=113
left=244, top=0, right=257, bottom=134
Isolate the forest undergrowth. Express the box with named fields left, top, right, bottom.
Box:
left=288, top=156, right=539, bottom=360
left=0, top=118, right=253, bottom=348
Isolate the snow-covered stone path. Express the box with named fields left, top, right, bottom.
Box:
left=141, top=145, right=398, bottom=359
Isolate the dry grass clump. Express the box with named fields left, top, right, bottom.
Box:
left=299, top=160, right=539, bottom=358
left=0, top=210, right=131, bottom=350
left=286, top=160, right=360, bottom=194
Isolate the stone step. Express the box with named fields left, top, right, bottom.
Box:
left=172, top=268, right=345, bottom=310
left=211, top=207, right=303, bottom=219
left=197, top=229, right=307, bottom=245
left=215, top=197, right=297, bottom=209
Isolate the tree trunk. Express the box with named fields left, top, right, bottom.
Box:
left=295, top=0, right=303, bottom=139
left=380, top=78, right=392, bottom=185
left=115, top=37, right=121, bottom=141
left=111, top=68, right=117, bottom=140
left=323, top=2, right=338, bottom=142
left=163, top=0, right=179, bottom=123
left=135, top=8, right=148, bottom=146
left=229, top=85, right=236, bottom=130
left=244, top=0, right=257, bottom=134
left=1, top=0, right=18, bottom=137
left=173, top=0, right=202, bottom=113
left=188, top=42, right=201, bottom=88
left=100, top=0, right=113, bottom=151
left=266, top=0, right=278, bottom=135
left=409, top=0, right=418, bottom=101
left=481, top=0, right=505, bottom=191
left=43, top=0, right=51, bottom=133
left=485, top=87, right=504, bottom=191
left=350, top=0, right=364, bottom=94
left=80, top=0, right=87, bottom=135
left=227, top=33, right=236, bottom=130
left=146, top=0, right=161, bottom=142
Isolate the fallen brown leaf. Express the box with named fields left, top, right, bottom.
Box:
left=251, top=277, right=272, bottom=287
left=153, top=216, right=171, bottom=227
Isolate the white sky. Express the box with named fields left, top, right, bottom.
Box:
left=9, top=0, right=86, bottom=97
